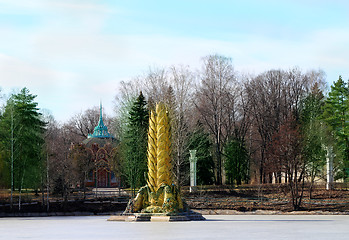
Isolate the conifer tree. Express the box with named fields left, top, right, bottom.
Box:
left=0, top=88, right=46, bottom=208
left=323, top=76, right=349, bottom=180
left=300, top=85, right=326, bottom=196
left=224, top=138, right=249, bottom=185
left=129, top=92, right=149, bottom=129
left=121, top=92, right=149, bottom=195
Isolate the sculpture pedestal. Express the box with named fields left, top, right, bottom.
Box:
left=108, top=211, right=205, bottom=222
left=150, top=215, right=189, bottom=222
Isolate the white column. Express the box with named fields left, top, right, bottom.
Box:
left=189, top=150, right=198, bottom=193
left=326, top=146, right=334, bottom=190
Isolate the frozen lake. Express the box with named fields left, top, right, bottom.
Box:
left=0, top=215, right=348, bottom=240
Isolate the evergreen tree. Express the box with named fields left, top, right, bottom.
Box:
left=0, top=88, right=46, bottom=207
left=121, top=92, right=149, bottom=195
left=128, top=92, right=149, bottom=129
left=300, top=85, right=326, bottom=196
left=322, top=76, right=349, bottom=180
left=0, top=93, right=10, bottom=187
left=224, top=138, right=249, bottom=185
left=187, top=122, right=215, bottom=185
left=0, top=152, right=9, bottom=188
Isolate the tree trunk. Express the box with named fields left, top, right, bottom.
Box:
left=216, top=144, right=222, bottom=185
left=176, top=151, right=180, bottom=186
left=41, top=175, right=45, bottom=209
left=83, top=171, right=87, bottom=200
left=19, top=163, right=26, bottom=211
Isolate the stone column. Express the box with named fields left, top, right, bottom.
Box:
left=189, top=150, right=198, bottom=193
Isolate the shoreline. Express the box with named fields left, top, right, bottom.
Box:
left=195, top=209, right=349, bottom=215
left=1, top=209, right=348, bottom=218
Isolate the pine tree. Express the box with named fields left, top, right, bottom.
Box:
left=300, top=85, right=326, bottom=196
left=121, top=92, right=149, bottom=195
left=0, top=88, right=46, bottom=208
left=322, top=76, right=349, bottom=180
left=224, top=138, right=249, bottom=185
left=0, top=92, right=10, bottom=187
left=128, top=92, right=149, bottom=129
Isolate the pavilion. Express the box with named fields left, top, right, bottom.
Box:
left=82, top=104, right=119, bottom=188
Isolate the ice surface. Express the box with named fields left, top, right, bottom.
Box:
left=0, top=215, right=348, bottom=240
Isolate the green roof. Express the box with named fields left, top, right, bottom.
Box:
left=88, top=103, right=114, bottom=139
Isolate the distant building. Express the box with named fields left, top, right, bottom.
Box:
left=82, top=104, right=119, bottom=188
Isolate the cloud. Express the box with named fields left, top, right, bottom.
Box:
left=0, top=54, right=76, bottom=88
left=0, top=53, right=79, bottom=120
left=33, top=35, right=129, bottom=66
left=0, top=0, right=112, bottom=14
left=1, top=1, right=348, bottom=122
left=307, top=28, right=349, bottom=66
left=103, top=30, right=349, bottom=79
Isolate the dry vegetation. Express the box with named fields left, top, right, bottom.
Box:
left=183, top=185, right=349, bottom=212
left=0, top=185, right=348, bottom=215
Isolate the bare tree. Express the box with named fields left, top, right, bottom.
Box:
left=41, top=112, right=58, bottom=210
left=194, top=55, right=239, bottom=184
left=266, top=116, right=305, bottom=210
left=66, top=106, right=113, bottom=141
left=113, top=78, right=146, bottom=140
left=245, top=70, right=287, bottom=183
left=70, top=143, right=93, bottom=199
left=169, top=65, right=195, bottom=185
left=245, top=68, right=324, bottom=183
left=142, top=67, right=170, bottom=107
left=46, top=124, right=78, bottom=203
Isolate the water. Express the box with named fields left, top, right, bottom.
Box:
left=0, top=215, right=348, bottom=240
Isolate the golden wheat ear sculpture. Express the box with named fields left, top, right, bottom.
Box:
left=155, top=103, right=172, bottom=188
left=129, top=102, right=184, bottom=214
left=146, top=109, right=157, bottom=193
left=147, top=103, right=172, bottom=192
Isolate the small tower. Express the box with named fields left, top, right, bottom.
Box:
left=88, top=103, right=113, bottom=139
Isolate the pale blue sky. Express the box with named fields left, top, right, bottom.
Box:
left=0, top=0, right=348, bottom=122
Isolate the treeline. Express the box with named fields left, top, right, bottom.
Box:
left=116, top=55, right=348, bottom=186
left=0, top=54, right=348, bottom=210
left=0, top=88, right=115, bottom=207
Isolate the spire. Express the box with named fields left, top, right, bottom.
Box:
left=98, top=101, right=104, bottom=127
left=88, top=102, right=113, bottom=139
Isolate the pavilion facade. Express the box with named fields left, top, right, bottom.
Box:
left=82, top=104, right=119, bottom=188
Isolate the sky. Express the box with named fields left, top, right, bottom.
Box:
left=0, top=0, right=349, bottom=123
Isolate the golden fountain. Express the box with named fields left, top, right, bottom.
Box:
left=131, top=103, right=183, bottom=214
left=109, top=102, right=204, bottom=221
